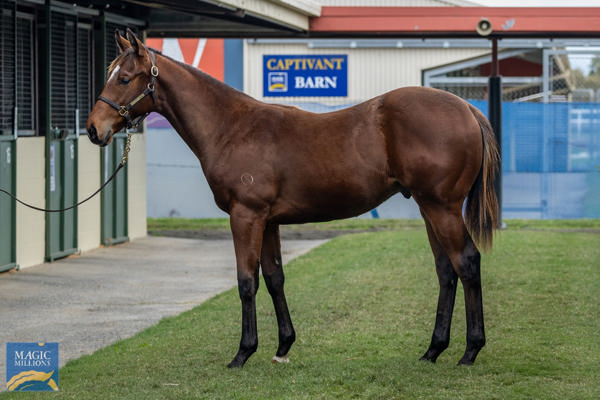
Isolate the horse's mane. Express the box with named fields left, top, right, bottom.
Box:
left=151, top=47, right=253, bottom=102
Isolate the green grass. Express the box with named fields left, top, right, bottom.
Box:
left=4, top=226, right=599, bottom=399
left=503, top=219, right=600, bottom=230
left=147, top=217, right=427, bottom=233
left=147, top=217, right=231, bottom=231
left=147, top=217, right=600, bottom=233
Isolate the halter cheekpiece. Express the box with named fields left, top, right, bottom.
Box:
left=97, top=51, right=159, bottom=130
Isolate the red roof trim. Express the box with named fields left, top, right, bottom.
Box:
left=318, top=7, right=600, bottom=17
left=310, top=7, right=600, bottom=37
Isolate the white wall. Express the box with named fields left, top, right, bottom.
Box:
left=15, top=137, right=46, bottom=268
left=127, top=133, right=148, bottom=239
left=146, top=128, right=227, bottom=219
left=245, top=41, right=488, bottom=103
left=78, top=136, right=101, bottom=252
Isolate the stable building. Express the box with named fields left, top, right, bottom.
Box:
left=0, top=1, right=147, bottom=271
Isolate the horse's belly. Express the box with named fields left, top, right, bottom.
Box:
left=270, top=173, right=397, bottom=224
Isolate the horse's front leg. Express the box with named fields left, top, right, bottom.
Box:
left=261, top=224, right=295, bottom=364
left=227, top=205, right=267, bottom=368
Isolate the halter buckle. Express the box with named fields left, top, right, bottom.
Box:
left=119, top=108, right=129, bottom=117
left=151, top=65, right=159, bottom=77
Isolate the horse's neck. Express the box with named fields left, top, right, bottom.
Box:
left=153, top=53, right=247, bottom=165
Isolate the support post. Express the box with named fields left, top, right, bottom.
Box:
left=488, top=38, right=503, bottom=228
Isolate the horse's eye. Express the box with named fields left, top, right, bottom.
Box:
left=119, top=78, right=130, bottom=85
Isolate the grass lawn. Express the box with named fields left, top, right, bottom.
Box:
left=3, top=221, right=599, bottom=399
left=147, top=217, right=600, bottom=233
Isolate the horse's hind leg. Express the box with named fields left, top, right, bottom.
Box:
left=261, top=224, right=296, bottom=363
left=420, top=216, right=459, bottom=363
left=419, top=201, right=486, bottom=365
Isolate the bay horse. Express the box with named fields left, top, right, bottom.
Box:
left=87, top=29, right=499, bottom=368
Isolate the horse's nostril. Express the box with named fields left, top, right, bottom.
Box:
left=88, top=125, right=98, bottom=141
left=87, top=124, right=111, bottom=147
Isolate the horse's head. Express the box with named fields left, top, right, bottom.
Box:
left=87, top=28, right=158, bottom=146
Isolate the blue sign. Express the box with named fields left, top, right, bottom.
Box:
left=263, top=55, right=347, bottom=97
left=6, top=343, right=59, bottom=391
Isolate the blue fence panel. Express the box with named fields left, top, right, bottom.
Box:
left=469, top=100, right=600, bottom=218
left=550, top=103, right=569, bottom=172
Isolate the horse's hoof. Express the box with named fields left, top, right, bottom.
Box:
left=227, top=357, right=245, bottom=368
left=271, top=355, right=290, bottom=364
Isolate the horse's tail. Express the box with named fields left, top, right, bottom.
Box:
left=465, top=104, right=500, bottom=251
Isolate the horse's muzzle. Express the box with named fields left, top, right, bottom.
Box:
left=87, top=124, right=111, bottom=147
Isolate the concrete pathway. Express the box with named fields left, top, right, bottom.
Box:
left=0, top=236, right=327, bottom=386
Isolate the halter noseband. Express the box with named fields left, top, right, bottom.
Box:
left=97, top=51, right=159, bottom=130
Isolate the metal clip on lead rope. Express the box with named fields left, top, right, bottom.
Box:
left=121, top=131, right=133, bottom=166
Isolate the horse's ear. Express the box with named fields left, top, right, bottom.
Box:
left=126, top=28, right=146, bottom=57
left=115, top=29, right=130, bottom=53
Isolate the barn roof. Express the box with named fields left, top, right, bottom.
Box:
left=71, top=0, right=320, bottom=37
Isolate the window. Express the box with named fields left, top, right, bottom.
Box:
left=77, top=22, right=93, bottom=134
left=16, top=13, right=35, bottom=135
left=0, top=1, right=15, bottom=135
left=50, top=11, right=77, bottom=136
left=0, top=1, right=36, bottom=137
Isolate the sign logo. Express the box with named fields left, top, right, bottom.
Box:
left=6, top=343, right=59, bottom=391
left=268, top=72, right=288, bottom=92
left=263, top=55, right=348, bottom=97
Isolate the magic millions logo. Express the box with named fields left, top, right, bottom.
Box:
left=6, top=343, right=59, bottom=391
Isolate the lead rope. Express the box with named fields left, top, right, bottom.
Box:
left=0, top=131, right=133, bottom=213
